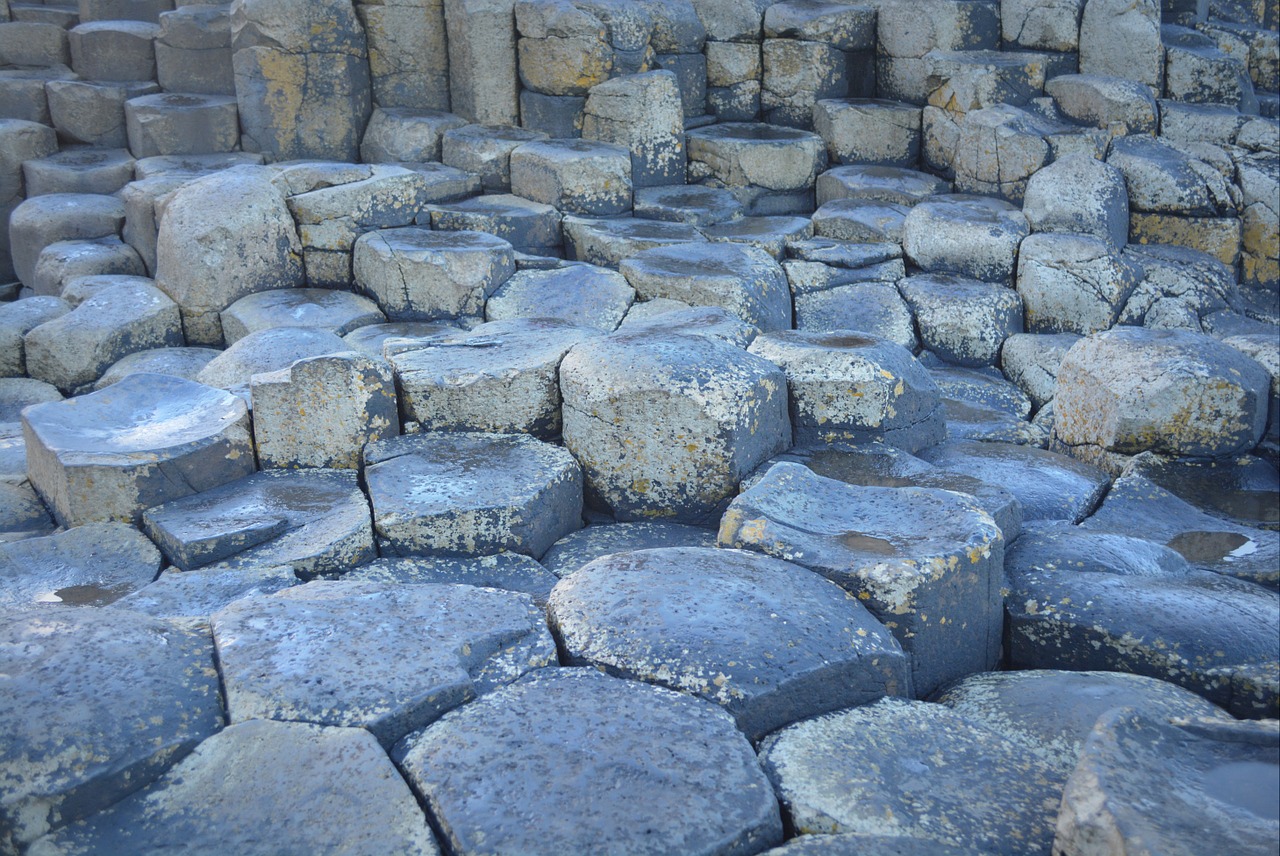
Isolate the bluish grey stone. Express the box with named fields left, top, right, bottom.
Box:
left=195, top=327, right=350, bottom=397
left=1122, top=451, right=1278, bottom=532
left=363, top=431, right=583, bottom=559
left=899, top=273, right=1024, bottom=367
left=699, top=215, right=814, bottom=259
left=549, top=546, right=910, bottom=740
left=0, top=607, right=222, bottom=850
left=343, top=553, right=559, bottom=606
left=116, top=564, right=300, bottom=618
left=815, top=165, right=950, bottom=207
left=617, top=304, right=760, bottom=347
left=720, top=462, right=1004, bottom=697
left=902, top=194, right=1030, bottom=285
left=0, top=481, right=56, bottom=542
left=540, top=520, right=718, bottom=577
left=395, top=667, right=784, bottom=856
left=219, top=288, right=386, bottom=344
left=485, top=264, right=634, bottom=331
left=426, top=193, right=564, bottom=256
left=633, top=184, right=745, bottom=225
left=442, top=124, right=550, bottom=192
left=562, top=215, right=706, bottom=267
left=94, top=348, right=221, bottom=390
left=0, top=521, right=162, bottom=607
left=213, top=580, right=556, bottom=746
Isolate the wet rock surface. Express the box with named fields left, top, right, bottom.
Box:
left=1, top=1, right=1278, bottom=851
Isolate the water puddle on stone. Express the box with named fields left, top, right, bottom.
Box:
left=1166, top=531, right=1251, bottom=564
left=839, top=532, right=899, bottom=555
left=1201, top=761, right=1280, bottom=821
left=35, top=583, right=131, bottom=606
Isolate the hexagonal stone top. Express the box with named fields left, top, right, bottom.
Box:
left=363, top=432, right=583, bottom=559
left=213, top=580, right=556, bottom=747
left=548, top=546, right=909, bottom=740
left=28, top=720, right=439, bottom=855
left=0, top=521, right=161, bottom=607
left=395, top=667, right=784, bottom=856
left=687, top=122, right=827, bottom=190
left=0, top=608, right=223, bottom=849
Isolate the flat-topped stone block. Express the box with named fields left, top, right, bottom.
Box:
left=395, top=667, right=783, bottom=856
left=21, top=147, right=134, bottom=197
left=46, top=79, right=161, bottom=149
left=539, top=520, right=719, bottom=577
left=0, top=296, right=70, bottom=378
left=363, top=431, right=583, bottom=559
left=124, top=93, right=240, bottom=158
left=1017, top=232, right=1141, bottom=335
left=8, top=192, right=124, bottom=290
left=581, top=70, right=686, bottom=187
left=442, top=124, right=550, bottom=192
left=345, top=553, right=559, bottom=607
left=509, top=138, right=633, bottom=215
left=426, top=193, right=563, bottom=256
left=220, top=288, right=385, bottom=344
left=95, top=347, right=220, bottom=390
left=116, top=563, right=299, bottom=619
left=720, top=462, right=1004, bottom=696
left=899, top=273, right=1023, bottom=367
left=0, top=520, right=161, bottom=608
left=562, top=215, right=706, bottom=267
left=31, top=236, right=145, bottom=298
left=747, top=331, right=946, bottom=451
left=549, top=546, right=910, bottom=740
left=195, top=327, right=349, bottom=396
left=902, top=194, right=1030, bottom=284
left=485, top=264, right=634, bottom=331
left=699, top=215, right=815, bottom=258
left=22, top=373, right=254, bottom=528
left=360, top=107, right=469, bottom=163
left=155, top=3, right=234, bottom=95
left=213, top=580, right=555, bottom=746
left=633, top=183, right=745, bottom=225
left=68, top=20, right=158, bottom=81
left=353, top=227, right=515, bottom=323
left=814, top=98, right=922, bottom=166
left=0, top=607, right=221, bottom=850
left=815, top=164, right=951, bottom=206
left=687, top=122, right=827, bottom=191
left=561, top=330, right=790, bottom=525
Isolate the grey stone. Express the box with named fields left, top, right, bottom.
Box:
left=1164, top=23, right=1255, bottom=111
left=444, top=0, right=519, bottom=124
left=747, top=331, right=946, bottom=451
left=746, top=442, right=1023, bottom=542
left=1002, top=0, right=1085, bottom=51
left=0, top=21, right=70, bottom=68
left=155, top=3, right=234, bottom=95
left=77, top=0, right=173, bottom=24
left=1123, top=451, right=1278, bottom=532
left=0, top=68, right=76, bottom=128
left=27, top=720, right=439, bottom=856
left=0, top=379, right=63, bottom=438
left=124, top=93, right=240, bottom=159
left=485, top=263, right=634, bottom=331
left=918, top=439, right=1109, bottom=523
left=8, top=193, right=124, bottom=292
left=652, top=51, right=708, bottom=118
left=1119, top=242, right=1237, bottom=329
left=23, top=279, right=182, bottom=394
left=550, top=546, right=910, bottom=740
left=1056, top=713, right=1278, bottom=855
left=364, top=431, right=583, bottom=559
left=0, top=521, right=161, bottom=608
left=619, top=242, right=791, bottom=331
left=213, top=580, right=555, bottom=745
left=633, top=184, right=745, bottom=225
left=1016, top=232, right=1142, bottom=335
left=720, top=462, right=1004, bottom=696
left=815, top=164, right=950, bottom=207
left=873, top=0, right=1001, bottom=102
left=231, top=0, right=372, bottom=161
left=510, top=138, right=633, bottom=216
left=94, top=347, right=221, bottom=390
left=251, top=350, right=399, bottom=470
left=518, top=90, right=586, bottom=137
left=30, top=237, right=146, bottom=299
left=395, top=667, right=783, bottom=855
left=1107, top=135, right=1236, bottom=217
left=0, top=296, right=69, bottom=377
left=810, top=199, right=909, bottom=243
left=220, top=288, right=385, bottom=345
left=195, top=327, right=349, bottom=396
left=67, top=20, right=157, bottom=81
left=687, top=122, right=827, bottom=192
left=792, top=278, right=917, bottom=350
left=442, top=124, right=549, bottom=192
left=426, top=194, right=563, bottom=256
left=1007, top=519, right=1279, bottom=716
left=1045, top=73, right=1159, bottom=135
left=357, top=0, right=449, bottom=110
left=387, top=317, right=597, bottom=437
left=1078, top=0, right=1163, bottom=90
left=925, top=49, right=1049, bottom=119
left=154, top=166, right=304, bottom=346
left=761, top=834, right=988, bottom=855
left=562, top=215, right=705, bottom=267
left=616, top=304, right=760, bottom=346
left=813, top=98, right=922, bottom=167
left=561, top=330, right=789, bottom=524
left=899, top=274, right=1023, bottom=367
left=344, top=553, right=559, bottom=606
left=0, top=480, right=55, bottom=543
left=360, top=107, right=468, bottom=163
left=46, top=79, right=161, bottom=149
left=116, top=564, right=300, bottom=618
left=23, top=373, right=254, bottom=528
left=342, top=320, right=462, bottom=358
left=22, top=147, right=134, bottom=198
left=931, top=362, right=1034, bottom=419
left=1022, top=152, right=1129, bottom=248
left=902, top=195, right=1030, bottom=284
left=353, top=227, right=515, bottom=323
left=760, top=38, right=849, bottom=129
left=699, top=215, right=814, bottom=258
left=951, top=104, right=1059, bottom=202
left=582, top=70, right=686, bottom=186
left=759, top=698, right=1060, bottom=852
left=540, top=520, right=717, bottom=576
left=142, top=468, right=376, bottom=578
left=1000, top=331, right=1081, bottom=409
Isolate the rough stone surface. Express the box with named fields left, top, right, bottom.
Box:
left=898, top=274, right=1023, bottom=367
left=485, top=264, right=634, bottom=331
left=540, top=520, right=719, bottom=577
left=0, top=521, right=162, bottom=608
left=344, top=553, right=559, bottom=606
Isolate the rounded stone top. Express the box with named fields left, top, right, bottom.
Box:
left=21, top=372, right=247, bottom=455
left=690, top=122, right=820, bottom=142
left=363, top=226, right=514, bottom=253
left=446, top=123, right=548, bottom=143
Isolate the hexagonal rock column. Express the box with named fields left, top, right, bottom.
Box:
left=213, top=580, right=555, bottom=746
left=548, top=546, right=910, bottom=740
left=898, top=274, right=1023, bottom=368
left=719, top=462, right=1004, bottom=697
left=346, top=553, right=559, bottom=607
left=385, top=318, right=598, bottom=438
left=251, top=351, right=398, bottom=470
left=196, top=327, right=351, bottom=396
left=353, top=227, right=515, bottom=324
left=686, top=122, right=827, bottom=215
left=540, top=520, right=719, bottom=577
left=356, top=0, right=450, bottom=110
left=154, top=166, right=304, bottom=346
left=485, top=264, right=635, bottom=331
left=901, top=194, right=1030, bottom=285
left=27, top=721, right=440, bottom=855
left=0, top=521, right=162, bottom=608
left=582, top=70, right=686, bottom=187
left=1015, top=233, right=1141, bottom=335
left=221, top=288, right=386, bottom=344
left=0, top=608, right=222, bottom=850
left=442, top=124, right=549, bottom=192
left=509, top=139, right=634, bottom=216
left=560, top=331, right=791, bottom=526
left=619, top=242, right=791, bottom=331
left=141, top=468, right=375, bottom=578
left=746, top=331, right=946, bottom=452
left=363, top=432, right=583, bottom=559
left=395, top=668, right=784, bottom=855
left=1053, top=328, right=1272, bottom=472
left=8, top=192, right=125, bottom=291
left=22, top=373, right=255, bottom=528
left=231, top=0, right=372, bottom=161
left=758, top=698, right=1061, bottom=852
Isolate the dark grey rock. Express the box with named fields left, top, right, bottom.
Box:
left=810, top=198, right=909, bottom=243
left=8, top=193, right=124, bottom=291
left=509, top=138, right=633, bottom=216
left=219, top=288, right=385, bottom=344
left=27, top=720, right=439, bottom=855
left=22, top=147, right=135, bottom=197
left=815, top=165, right=951, bottom=207
left=549, top=546, right=910, bottom=740
left=791, top=278, right=918, bottom=351
left=1056, top=713, right=1279, bottom=855
left=395, top=667, right=784, bottom=856
left=343, top=553, right=559, bottom=606
left=31, top=236, right=146, bottom=299
left=617, top=304, right=760, bottom=347
left=22, top=373, right=255, bottom=528
left=759, top=697, right=1061, bottom=853
left=442, top=124, right=550, bottom=193
left=195, top=327, right=350, bottom=397
left=918, top=440, right=1110, bottom=523
left=540, top=521, right=718, bottom=577
left=0, top=607, right=222, bottom=850
left=999, top=332, right=1081, bottom=410
left=1119, top=242, right=1236, bottom=329
left=699, top=215, right=815, bottom=259
left=213, top=580, right=555, bottom=746
left=633, top=184, right=745, bottom=225
left=720, top=462, right=1005, bottom=697
left=0, top=379, right=63, bottom=435
left=0, top=481, right=55, bottom=543
left=0, top=297, right=70, bottom=377
left=0, top=521, right=162, bottom=607
left=760, top=834, right=987, bottom=855
left=427, top=193, right=563, bottom=256
left=687, top=122, right=827, bottom=193
left=142, top=468, right=375, bottom=579
left=485, top=264, right=634, bottom=332
left=1016, top=232, right=1141, bottom=335
left=902, top=194, right=1030, bottom=285
left=341, top=320, right=462, bottom=358
left=1123, top=451, right=1279, bottom=532
left=363, top=432, right=583, bottom=559
left=116, top=564, right=300, bottom=618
